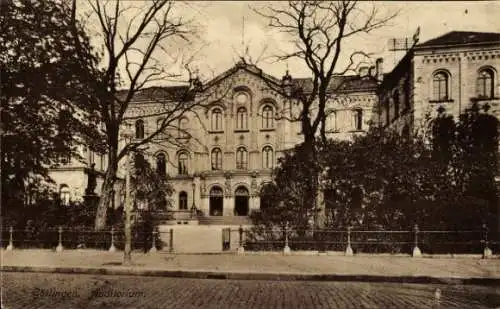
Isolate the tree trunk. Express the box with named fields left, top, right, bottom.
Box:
left=94, top=146, right=118, bottom=231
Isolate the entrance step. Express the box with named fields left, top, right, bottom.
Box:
left=198, top=216, right=252, bottom=226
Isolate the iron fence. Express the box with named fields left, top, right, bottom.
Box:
left=1, top=226, right=167, bottom=252
left=2, top=224, right=499, bottom=256
left=234, top=224, right=500, bottom=255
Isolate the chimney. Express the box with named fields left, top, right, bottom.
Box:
left=358, top=66, right=369, bottom=77
left=375, top=58, right=384, bottom=82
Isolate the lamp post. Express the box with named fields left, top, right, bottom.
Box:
left=190, top=182, right=197, bottom=218
left=122, top=125, right=133, bottom=265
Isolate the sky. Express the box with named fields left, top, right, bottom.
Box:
left=79, top=1, right=500, bottom=86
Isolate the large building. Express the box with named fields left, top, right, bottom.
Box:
left=379, top=31, right=500, bottom=135
left=49, top=59, right=380, bottom=224
left=378, top=31, right=500, bottom=231
left=49, top=30, right=500, bottom=228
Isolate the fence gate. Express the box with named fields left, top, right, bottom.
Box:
left=222, top=228, right=231, bottom=251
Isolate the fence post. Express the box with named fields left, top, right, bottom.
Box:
left=149, top=229, right=157, bottom=253
left=6, top=226, right=14, bottom=251
left=345, top=226, right=353, bottom=256
left=412, top=224, right=422, bottom=257
left=482, top=224, right=492, bottom=259
left=237, top=225, right=245, bottom=255
left=283, top=222, right=291, bottom=255
left=169, top=228, right=174, bottom=253
left=56, top=226, right=64, bottom=252
left=109, top=227, right=116, bottom=252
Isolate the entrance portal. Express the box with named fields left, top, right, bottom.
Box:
left=234, top=186, right=249, bottom=216
left=209, top=186, right=223, bottom=216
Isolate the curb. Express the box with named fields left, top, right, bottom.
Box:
left=3, top=265, right=499, bottom=286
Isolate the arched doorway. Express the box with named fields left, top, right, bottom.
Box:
left=234, top=186, right=249, bottom=216
left=209, top=186, right=224, bottom=216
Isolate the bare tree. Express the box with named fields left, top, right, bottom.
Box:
left=254, top=1, right=397, bottom=229
left=70, top=0, right=224, bottom=230
left=256, top=1, right=397, bottom=151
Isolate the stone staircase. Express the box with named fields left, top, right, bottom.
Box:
left=197, top=215, right=252, bottom=226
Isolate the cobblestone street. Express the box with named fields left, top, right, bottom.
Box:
left=2, top=272, right=499, bottom=309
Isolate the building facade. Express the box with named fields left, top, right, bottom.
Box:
left=378, top=31, right=500, bottom=231
left=379, top=31, right=500, bottom=135
left=48, top=30, right=499, bottom=228
left=49, top=60, right=380, bottom=223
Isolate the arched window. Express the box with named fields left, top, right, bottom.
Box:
left=179, top=191, right=188, bottom=210
left=262, top=146, right=273, bottom=169
left=236, top=147, right=248, bottom=170
left=262, top=105, right=274, bottom=129
left=433, top=71, right=449, bottom=101
left=211, top=108, right=223, bottom=131
left=477, top=68, right=494, bottom=99
left=326, top=111, right=337, bottom=132
left=211, top=147, right=222, bottom=170
left=393, top=90, right=400, bottom=118
left=60, top=184, right=71, bottom=206
left=178, top=152, right=188, bottom=175
left=135, top=119, right=144, bottom=139
left=236, top=107, right=248, bottom=130
left=178, top=117, right=189, bottom=138
left=352, top=109, right=363, bottom=131
left=156, top=153, right=167, bottom=176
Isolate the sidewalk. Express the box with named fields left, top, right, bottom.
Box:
left=2, top=249, right=499, bottom=284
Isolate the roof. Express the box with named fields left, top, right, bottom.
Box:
left=122, top=62, right=378, bottom=103
left=292, top=75, right=379, bottom=93
left=117, top=86, right=191, bottom=103
left=416, top=31, right=500, bottom=49
left=203, top=59, right=282, bottom=89
left=204, top=59, right=377, bottom=94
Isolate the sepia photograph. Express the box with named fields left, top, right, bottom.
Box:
left=1, top=0, right=500, bottom=308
